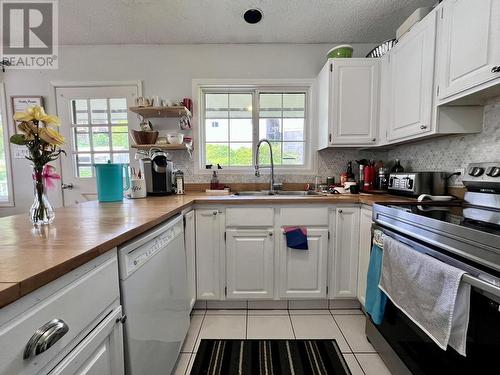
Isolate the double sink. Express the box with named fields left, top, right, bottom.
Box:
left=233, top=190, right=324, bottom=196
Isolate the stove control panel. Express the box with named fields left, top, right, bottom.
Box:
left=463, top=162, right=500, bottom=193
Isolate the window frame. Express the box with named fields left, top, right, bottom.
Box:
left=0, top=82, right=14, bottom=206
left=193, top=79, right=316, bottom=175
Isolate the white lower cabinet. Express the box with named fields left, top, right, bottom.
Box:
left=279, top=228, right=329, bottom=299
left=184, top=210, right=197, bottom=310
left=357, top=207, right=373, bottom=308
left=49, top=306, right=124, bottom=375
left=330, top=207, right=360, bottom=298
left=226, top=229, right=274, bottom=299
left=195, top=209, right=225, bottom=300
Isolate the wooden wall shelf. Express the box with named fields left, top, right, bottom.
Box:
left=129, top=106, right=192, bottom=118
left=131, top=143, right=190, bottom=151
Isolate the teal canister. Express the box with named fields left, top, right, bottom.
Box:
left=94, top=161, right=130, bottom=202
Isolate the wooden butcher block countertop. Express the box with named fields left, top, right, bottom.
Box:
left=0, top=192, right=413, bottom=308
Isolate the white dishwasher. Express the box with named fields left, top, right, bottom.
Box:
left=118, top=214, right=189, bottom=375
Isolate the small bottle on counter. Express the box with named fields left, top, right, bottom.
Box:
left=210, top=171, right=219, bottom=190
left=174, top=170, right=185, bottom=195
left=391, top=159, right=405, bottom=173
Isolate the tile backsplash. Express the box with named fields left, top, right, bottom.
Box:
left=387, top=98, right=500, bottom=186
left=169, top=98, right=499, bottom=188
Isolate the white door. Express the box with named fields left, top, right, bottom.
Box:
left=49, top=306, right=124, bottom=375
left=330, top=59, right=380, bottom=145
left=195, top=209, right=224, bottom=300
left=184, top=210, right=196, bottom=310
left=279, top=227, right=328, bottom=299
left=226, top=229, right=274, bottom=299
left=388, top=11, right=436, bottom=141
left=357, top=207, right=373, bottom=307
left=438, top=0, right=500, bottom=100
left=56, top=85, right=139, bottom=205
left=331, top=207, right=360, bottom=298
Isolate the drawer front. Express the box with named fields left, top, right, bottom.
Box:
left=226, top=208, right=274, bottom=227
left=280, top=207, right=329, bottom=226
left=0, top=254, right=120, bottom=375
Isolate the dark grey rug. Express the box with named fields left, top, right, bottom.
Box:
left=189, top=339, right=352, bottom=374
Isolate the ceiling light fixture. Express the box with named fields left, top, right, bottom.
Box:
left=243, top=8, right=263, bottom=24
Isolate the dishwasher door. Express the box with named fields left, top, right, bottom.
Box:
left=119, top=217, right=189, bottom=375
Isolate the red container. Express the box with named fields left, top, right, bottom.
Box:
left=182, top=98, right=193, bottom=112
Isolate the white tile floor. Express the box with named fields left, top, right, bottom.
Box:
left=173, top=309, right=393, bottom=375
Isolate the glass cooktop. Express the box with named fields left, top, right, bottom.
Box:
left=380, top=203, right=500, bottom=237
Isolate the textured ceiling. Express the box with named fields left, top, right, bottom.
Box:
left=59, top=0, right=437, bottom=45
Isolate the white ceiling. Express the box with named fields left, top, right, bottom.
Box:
left=59, top=0, right=437, bottom=45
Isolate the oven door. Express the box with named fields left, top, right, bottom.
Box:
left=367, top=226, right=500, bottom=375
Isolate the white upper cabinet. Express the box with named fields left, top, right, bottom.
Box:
left=278, top=228, right=329, bottom=299
left=226, top=229, right=274, bottom=300
left=437, top=0, right=500, bottom=102
left=317, top=58, right=380, bottom=148
left=387, top=11, right=437, bottom=142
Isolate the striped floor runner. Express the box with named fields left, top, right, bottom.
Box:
left=190, top=339, right=351, bottom=375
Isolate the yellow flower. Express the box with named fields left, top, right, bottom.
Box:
left=39, top=127, right=65, bottom=146
left=17, top=121, right=37, bottom=140
left=13, top=105, right=60, bottom=126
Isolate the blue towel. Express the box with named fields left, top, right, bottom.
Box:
left=365, top=244, right=387, bottom=325
left=284, top=228, right=308, bottom=250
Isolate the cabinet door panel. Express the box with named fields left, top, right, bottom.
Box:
left=49, top=307, right=124, bottom=375
left=184, top=211, right=196, bottom=310
left=357, top=207, right=373, bottom=307
left=439, top=0, right=500, bottom=99
left=279, top=228, right=328, bottom=299
left=196, top=210, right=224, bottom=300
left=331, top=60, right=379, bottom=145
left=226, top=230, right=274, bottom=299
left=388, top=12, right=436, bottom=141
left=331, top=207, right=360, bottom=298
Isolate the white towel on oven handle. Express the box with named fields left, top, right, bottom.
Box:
left=379, top=236, right=471, bottom=356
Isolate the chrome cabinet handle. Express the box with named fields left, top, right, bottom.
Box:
left=61, top=183, right=74, bottom=190
left=338, top=209, right=343, bottom=214
left=200, top=211, right=218, bottom=217
left=420, top=125, right=428, bottom=130
left=24, top=319, right=69, bottom=360
left=491, top=66, right=500, bottom=73
left=268, top=231, right=273, bottom=237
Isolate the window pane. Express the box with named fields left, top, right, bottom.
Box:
left=72, top=99, right=89, bottom=125
left=283, top=119, right=304, bottom=141
left=230, top=119, right=252, bottom=142
left=283, top=142, right=304, bottom=165
left=229, top=93, right=252, bottom=118
left=283, top=93, right=305, bottom=118
left=205, top=119, right=228, bottom=142
left=259, top=118, right=281, bottom=141
left=229, top=143, right=252, bottom=166
left=92, top=128, right=110, bottom=151
left=90, top=99, right=109, bottom=124
left=206, top=143, right=229, bottom=166
left=260, top=94, right=282, bottom=117
left=0, top=110, right=8, bottom=201
left=78, top=166, right=92, bottom=178
left=113, top=153, right=130, bottom=163
left=109, top=98, right=128, bottom=124
left=76, top=153, right=91, bottom=165
left=256, top=141, right=281, bottom=166
left=75, top=132, right=91, bottom=152
left=94, top=153, right=110, bottom=164
left=205, top=93, right=228, bottom=118
left=112, top=132, right=129, bottom=151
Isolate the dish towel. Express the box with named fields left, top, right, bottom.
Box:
left=379, top=236, right=471, bottom=356
left=283, top=226, right=308, bottom=250
left=365, top=243, right=387, bottom=325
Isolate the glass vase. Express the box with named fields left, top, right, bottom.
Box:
left=30, top=166, right=55, bottom=226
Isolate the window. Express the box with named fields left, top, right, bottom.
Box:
left=201, top=86, right=309, bottom=170
left=0, top=84, right=12, bottom=204
left=70, top=97, right=129, bottom=178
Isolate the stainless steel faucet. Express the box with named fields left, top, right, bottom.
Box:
left=255, top=139, right=278, bottom=192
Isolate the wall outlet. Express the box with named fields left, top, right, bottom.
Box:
left=453, top=168, right=465, bottom=176
left=13, top=146, right=29, bottom=159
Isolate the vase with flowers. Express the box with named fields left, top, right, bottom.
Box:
left=10, top=106, right=65, bottom=226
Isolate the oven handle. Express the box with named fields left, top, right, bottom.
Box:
left=374, top=225, right=500, bottom=300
